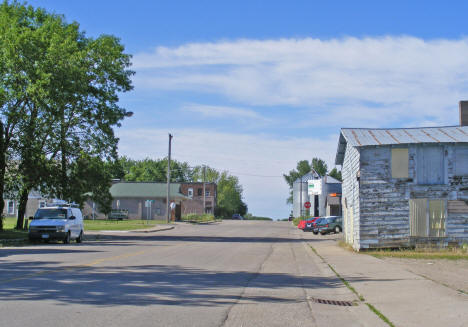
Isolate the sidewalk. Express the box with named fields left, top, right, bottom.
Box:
left=308, top=238, right=468, bottom=327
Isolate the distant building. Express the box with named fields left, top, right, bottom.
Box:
left=335, top=101, right=468, bottom=250
left=2, top=190, right=50, bottom=219
left=292, top=170, right=342, bottom=218
left=83, top=182, right=188, bottom=220
left=179, top=182, right=217, bottom=215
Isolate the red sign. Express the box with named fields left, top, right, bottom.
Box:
left=304, top=202, right=311, bottom=209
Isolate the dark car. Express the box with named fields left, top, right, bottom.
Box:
left=232, top=214, right=244, bottom=220
left=315, top=216, right=343, bottom=235
left=303, top=217, right=320, bottom=232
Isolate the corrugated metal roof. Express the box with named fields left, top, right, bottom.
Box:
left=110, top=182, right=187, bottom=199
left=342, top=126, right=468, bottom=147
left=335, top=125, right=468, bottom=165
left=293, top=170, right=321, bottom=183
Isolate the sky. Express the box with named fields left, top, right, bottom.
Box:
left=27, top=0, right=468, bottom=219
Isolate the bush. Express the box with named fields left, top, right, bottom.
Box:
left=292, top=217, right=302, bottom=226
left=243, top=213, right=273, bottom=221
left=181, top=213, right=215, bottom=222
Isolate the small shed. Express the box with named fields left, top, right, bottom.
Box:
left=335, top=124, right=468, bottom=250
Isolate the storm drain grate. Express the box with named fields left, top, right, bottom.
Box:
left=310, top=297, right=354, bottom=306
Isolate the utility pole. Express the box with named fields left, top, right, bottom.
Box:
left=166, top=133, right=173, bottom=223
left=299, top=176, right=302, bottom=217
left=203, top=165, right=206, bottom=214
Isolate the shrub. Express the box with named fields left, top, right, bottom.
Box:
left=181, top=213, right=215, bottom=222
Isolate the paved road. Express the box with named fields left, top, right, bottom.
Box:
left=0, top=221, right=383, bottom=327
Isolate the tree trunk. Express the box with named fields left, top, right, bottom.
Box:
left=15, top=187, right=29, bottom=230
left=60, top=112, right=67, bottom=201
left=0, top=122, right=6, bottom=231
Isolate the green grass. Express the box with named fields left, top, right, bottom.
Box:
left=366, top=303, right=396, bottom=327
left=3, top=217, right=18, bottom=229
left=0, top=218, right=29, bottom=246
left=83, top=219, right=166, bottom=231
left=366, top=249, right=468, bottom=261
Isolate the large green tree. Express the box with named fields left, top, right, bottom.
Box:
left=0, top=1, right=133, bottom=230
left=122, top=158, right=194, bottom=182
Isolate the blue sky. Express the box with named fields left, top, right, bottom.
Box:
left=27, top=0, right=468, bottom=219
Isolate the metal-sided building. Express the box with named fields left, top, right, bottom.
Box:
left=292, top=171, right=342, bottom=218
left=335, top=102, right=468, bottom=250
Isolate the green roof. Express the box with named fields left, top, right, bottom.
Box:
left=110, top=182, right=187, bottom=199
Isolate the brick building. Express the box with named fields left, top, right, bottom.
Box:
left=180, top=182, right=217, bottom=215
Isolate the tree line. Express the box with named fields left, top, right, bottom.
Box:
left=0, top=2, right=133, bottom=230
left=118, top=157, right=248, bottom=219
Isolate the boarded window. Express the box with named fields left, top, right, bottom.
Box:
left=188, top=188, right=193, bottom=198
left=391, top=148, right=409, bottom=178
left=429, top=200, right=446, bottom=237
left=416, top=145, right=445, bottom=184
left=410, top=199, right=427, bottom=237
left=410, top=199, right=446, bottom=237
left=454, top=145, right=468, bottom=175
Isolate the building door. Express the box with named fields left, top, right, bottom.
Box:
left=410, top=199, right=446, bottom=237
left=429, top=200, right=446, bottom=237
left=314, top=195, right=319, bottom=217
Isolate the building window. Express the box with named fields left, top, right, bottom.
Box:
left=391, top=148, right=408, bottom=178
left=188, top=188, right=193, bottom=198
left=7, top=200, right=15, bottom=215
left=454, top=145, right=468, bottom=175
left=39, top=201, right=46, bottom=208
left=197, top=188, right=202, bottom=196
left=116, top=200, right=120, bottom=208
left=205, top=190, right=210, bottom=196
left=416, top=145, right=445, bottom=184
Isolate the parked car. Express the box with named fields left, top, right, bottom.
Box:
left=297, top=219, right=307, bottom=229
left=303, top=217, right=321, bottom=232
left=232, top=214, right=244, bottom=220
left=28, top=203, right=84, bottom=243
left=315, top=216, right=343, bottom=235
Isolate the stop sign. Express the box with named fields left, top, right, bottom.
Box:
left=304, top=202, right=311, bottom=209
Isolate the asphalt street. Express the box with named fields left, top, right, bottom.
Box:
left=0, top=221, right=384, bottom=327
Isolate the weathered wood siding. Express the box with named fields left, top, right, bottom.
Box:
left=341, top=143, right=361, bottom=249
left=353, top=143, right=468, bottom=249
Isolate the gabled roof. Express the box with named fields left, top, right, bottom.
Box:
left=335, top=125, right=468, bottom=165
left=293, top=170, right=321, bottom=183
left=110, top=182, right=188, bottom=199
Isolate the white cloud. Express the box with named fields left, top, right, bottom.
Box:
left=116, top=128, right=338, bottom=219
left=183, top=104, right=266, bottom=120
left=132, top=37, right=468, bottom=126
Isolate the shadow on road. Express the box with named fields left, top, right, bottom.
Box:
left=0, top=262, right=396, bottom=307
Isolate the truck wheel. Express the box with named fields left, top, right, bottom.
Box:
left=76, top=231, right=83, bottom=243
left=64, top=231, right=70, bottom=244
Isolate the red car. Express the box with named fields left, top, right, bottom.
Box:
left=298, top=217, right=319, bottom=230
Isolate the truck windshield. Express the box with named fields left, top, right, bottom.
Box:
left=34, top=209, right=67, bottom=219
